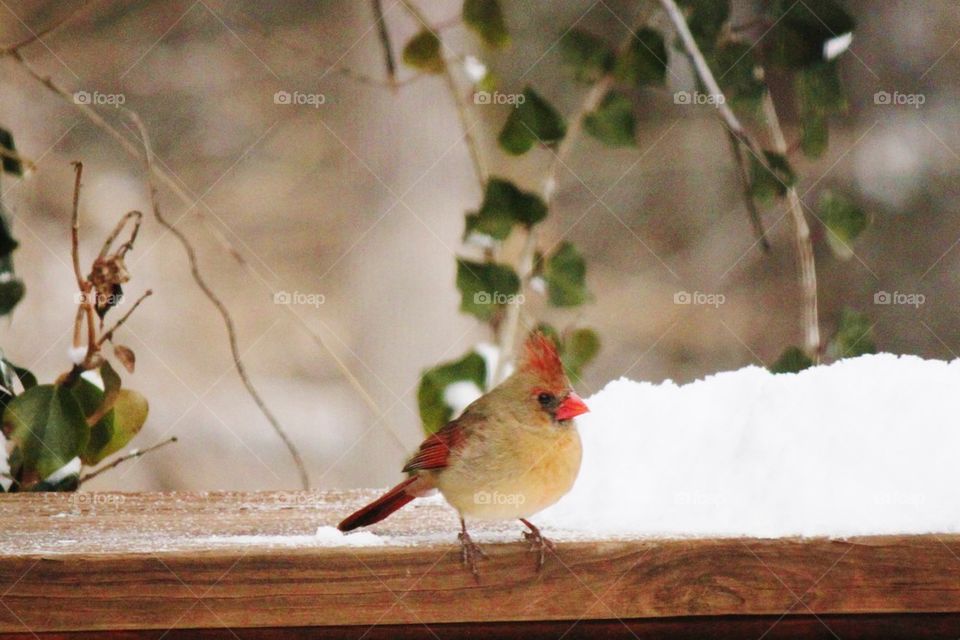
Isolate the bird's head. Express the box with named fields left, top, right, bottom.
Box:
left=510, top=331, right=589, bottom=425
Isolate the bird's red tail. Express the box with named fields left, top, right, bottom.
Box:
left=338, top=477, right=418, bottom=531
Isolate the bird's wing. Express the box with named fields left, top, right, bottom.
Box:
left=402, top=417, right=471, bottom=472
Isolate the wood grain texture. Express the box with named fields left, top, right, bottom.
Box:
left=1, top=491, right=959, bottom=635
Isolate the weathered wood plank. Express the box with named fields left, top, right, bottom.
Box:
left=1, top=492, right=958, bottom=634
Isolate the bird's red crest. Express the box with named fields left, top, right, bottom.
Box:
left=519, top=331, right=565, bottom=385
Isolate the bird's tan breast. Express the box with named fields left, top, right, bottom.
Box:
left=437, top=425, right=582, bottom=520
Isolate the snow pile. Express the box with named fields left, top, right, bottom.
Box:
left=539, top=353, right=960, bottom=538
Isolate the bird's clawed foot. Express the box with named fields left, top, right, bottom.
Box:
left=520, top=518, right=556, bottom=571
left=458, top=518, right=486, bottom=580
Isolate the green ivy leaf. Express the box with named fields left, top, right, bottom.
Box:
left=3, top=384, right=89, bottom=479
left=560, top=29, right=614, bottom=83
left=402, top=30, right=445, bottom=74
left=614, top=28, right=667, bottom=87
left=819, top=190, right=867, bottom=259
left=498, top=87, right=567, bottom=155
left=677, top=0, right=730, bottom=52
left=796, top=62, right=846, bottom=158
left=767, top=0, right=855, bottom=69
left=0, top=129, right=22, bottom=177
left=749, top=151, right=796, bottom=203
left=544, top=242, right=589, bottom=307
left=584, top=91, right=636, bottom=147
left=563, top=328, right=601, bottom=380
left=829, top=308, right=875, bottom=359
left=465, top=178, right=547, bottom=241
left=418, top=351, right=486, bottom=434
left=456, top=259, right=520, bottom=320
left=770, top=346, right=813, bottom=374
left=463, top=0, right=509, bottom=48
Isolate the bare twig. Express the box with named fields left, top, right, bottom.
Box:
left=658, top=0, right=775, bottom=249
left=97, top=289, right=153, bottom=347
left=7, top=0, right=398, bottom=476
left=8, top=44, right=383, bottom=471
left=98, top=210, right=142, bottom=259
left=657, top=0, right=769, bottom=164
left=400, top=0, right=488, bottom=187
left=372, top=0, right=397, bottom=88
left=68, top=162, right=98, bottom=364
left=78, top=436, right=178, bottom=485
left=70, top=161, right=84, bottom=291
left=127, top=111, right=310, bottom=490
left=762, top=91, right=820, bottom=357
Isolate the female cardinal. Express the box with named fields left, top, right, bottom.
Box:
left=338, top=331, right=589, bottom=577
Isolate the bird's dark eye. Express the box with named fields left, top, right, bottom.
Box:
left=537, top=392, right=556, bottom=408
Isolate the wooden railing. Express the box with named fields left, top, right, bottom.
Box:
left=1, top=491, right=958, bottom=639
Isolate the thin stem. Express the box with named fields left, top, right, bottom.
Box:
left=78, top=437, right=178, bottom=485
left=98, top=210, right=142, bottom=260
left=70, top=161, right=84, bottom=291
left=658, top=0, right=778, bottom=249
left=127, top=111, right=311, bottom=490
left=761, top=91, right=820, bottom=357
left=97, top=289, right=153, bottom=347
left=400, top=0, right=487, bottom=187
left=372, top=0, right=397, bottom=88
left=8, top=1, right=394, bottom=464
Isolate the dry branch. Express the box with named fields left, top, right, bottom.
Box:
left=77, top=436, right=178, bottom=485
left=127, top=111, right=311, bottom=490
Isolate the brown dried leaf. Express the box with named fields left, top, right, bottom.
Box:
left=114, top=344, right=136, bottom=373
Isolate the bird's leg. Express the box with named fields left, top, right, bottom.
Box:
left=519, top=518, right=556, bottom=571
left=458, top=517, right=486, bottom=580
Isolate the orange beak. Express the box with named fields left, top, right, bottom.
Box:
left=555, top=392, right=589, bottom=421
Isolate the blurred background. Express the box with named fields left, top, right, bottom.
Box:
left=0, top=0, right=957, bottom=491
